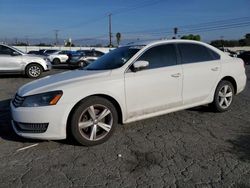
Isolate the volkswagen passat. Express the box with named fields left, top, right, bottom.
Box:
left=11, top=40, right=246, bottom=146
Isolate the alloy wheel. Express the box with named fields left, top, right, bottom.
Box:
left=218, top=85, right=233, bottom=109
left=28, top=65, right=41, bottom=78
left=78, top=104, right=113, bottom=141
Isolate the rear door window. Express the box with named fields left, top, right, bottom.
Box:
left=177, top=43, right=220, bottom=64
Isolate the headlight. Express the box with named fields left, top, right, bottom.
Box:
left=21, top=91, right=63, bottom=107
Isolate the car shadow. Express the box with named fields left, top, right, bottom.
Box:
left=227, top=127, right=250, bottom=162
left=52, top=64, right=72, bottom=70
left=0, top=99, right=40, bottom=143
left=187, top=105, right=215, bottom=114
left=0, top=98, right=79, bottom=145
left=0, top=74, right=27, bottom=78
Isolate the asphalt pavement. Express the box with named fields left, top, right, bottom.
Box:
left=0, top=66, right=250, bottom=188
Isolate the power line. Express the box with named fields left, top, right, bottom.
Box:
left=57, top=0, right=165, bottom=32
left=121, top=16, right=250, bottom=35
left=111, top=0, right=165, bottom=16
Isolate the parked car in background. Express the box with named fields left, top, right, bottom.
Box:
left=235, top=50, right=246, bottom=56
left=27, top=50, right=41, bottom=55
left=68, top=49, right=105, bottom=68
left=76, top=49, right=105, bottom=63
left=218, top=47, right=237, bottom=57
left=43, top=50, right=59, bottom=55
left=238, top=51, right=250, bottom=65
left=28, top=49, right=59, bottom=56
left=67, top=54, right=88, bottom=68
left=11, top=40, right=246, bottom=146
left=47, top=50, right=69, bottom=64
left=0, top=44, right=51, bottom=78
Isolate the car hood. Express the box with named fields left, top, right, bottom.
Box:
left=18, top=69, right=111, bottom=96
left=22, top=54, right=46, bottom=60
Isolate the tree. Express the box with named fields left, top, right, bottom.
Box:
left=245, top=33, right=250, bottom=39
left=14, top=42, right=28, bottom=46
left=181, top=34, right=201, bottom=41
left=210, top=40, right=239, bottom=47
left=36, top=43, right=52, bottom=47
left=116, top=32, right=121, bottom=46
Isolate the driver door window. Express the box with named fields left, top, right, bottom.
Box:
left=137, top=44, right=177, bottom=69
left=0, top=46, right=14, bottom=56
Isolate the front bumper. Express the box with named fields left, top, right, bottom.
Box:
left=45, top=61, right=52, bottom=71
left=10, top=102, right=67, bottom=140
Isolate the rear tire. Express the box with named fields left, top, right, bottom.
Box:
left=52, top=58, right=61, bottom=65
left=211, top=80, right=235, bottom=112
left=25, top=64, right=43, bottom=78
left=70, top=97, right=118, bottom=146
left=78, top=61, right=88, bottom=68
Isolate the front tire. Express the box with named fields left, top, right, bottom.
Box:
left=212, top=80, right=235, bottom=112
left=25, top=64, right=43, bottom=78
left=70, top=97, right=118, bottom=146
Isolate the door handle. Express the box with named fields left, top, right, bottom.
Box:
left=171, top=73, right=181, bottom=78
left=211, top=67, right=219, bottom=71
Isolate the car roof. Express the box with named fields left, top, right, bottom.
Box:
left=129, top=39, right=226, bottom=57
left=131, top=39, right=208, bottom=46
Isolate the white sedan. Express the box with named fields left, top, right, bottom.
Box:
left=11, top=40, right=246, bottom=146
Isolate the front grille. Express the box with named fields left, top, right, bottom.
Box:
left=12, top=94, right=25, bottom=108
left=13, top=121, right=49, bottom=133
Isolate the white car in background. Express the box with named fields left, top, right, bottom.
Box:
left=0, top=44, right=51, bottom=78
left=47, top=50, right=69, bottom=64
left=11, top=40, right=246, bottom=146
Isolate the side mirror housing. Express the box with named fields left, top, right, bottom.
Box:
left=132, top=60, right=149, bottom=72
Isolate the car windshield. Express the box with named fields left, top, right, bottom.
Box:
left=84, top=46, right=143, bottom=70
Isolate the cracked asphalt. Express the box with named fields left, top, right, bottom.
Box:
left=0, top=66, right=250, bottom=188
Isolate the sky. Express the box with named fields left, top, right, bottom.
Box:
left=0, top=0, right=249, bottom=44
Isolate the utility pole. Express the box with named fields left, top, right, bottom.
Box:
left=173, top=27, right=178, bottom=39
left=54, top=30, right=59, bottom=46
left=25, top=35, right=29, bottom=46
left=108, top=14, right=112, bottom=47
left=220, top=36, right=224, bottom=48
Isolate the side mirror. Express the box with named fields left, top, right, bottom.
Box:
left=11, top=51, right=20, bottom=56
left=132, top=60, right=149, bottom=72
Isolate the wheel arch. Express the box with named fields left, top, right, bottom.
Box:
left=66, top=94, right=124, bottom=138
left=220, top=76, right=237, bottom=94
left=25, top=62, right=44, bottom=72
left=53, top=57, right=61, bottom=63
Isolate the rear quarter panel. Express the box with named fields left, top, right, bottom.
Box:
left=220, top=57, right=246, bottom=94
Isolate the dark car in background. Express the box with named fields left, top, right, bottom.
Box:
left=27, top=50, right=42, bottom=55
left=238, top=51, right=250, bottom=65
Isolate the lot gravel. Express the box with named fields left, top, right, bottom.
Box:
left=0, top=66, right=250, bottom=188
